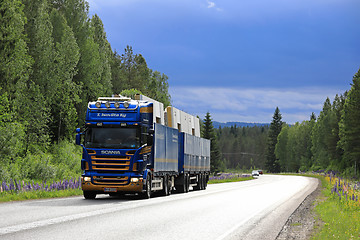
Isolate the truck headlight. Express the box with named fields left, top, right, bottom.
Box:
left=131, top=178, right=140, bottom=183
left=83, top=177, right=91, bottom=182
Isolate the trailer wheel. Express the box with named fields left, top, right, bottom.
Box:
left=203, top=175, right=208, bottom=190
left=83, top=191, right=96, bottom=199
left=167, top=177, right=172, bottom=195
left=200, top=174, right=205, bottom=190
left=193, top=174, right=202, bottom=191
left=185, top=174, right=190, bottom=193
left=176, top=174, right=189, bottom=193
left=143, top=175, right=152, bottom=199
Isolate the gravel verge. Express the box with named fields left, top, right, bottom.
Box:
left=276, top=178, right=323, bottom=240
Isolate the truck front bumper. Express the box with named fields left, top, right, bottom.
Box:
left=82, top=179, right=144, bottom=193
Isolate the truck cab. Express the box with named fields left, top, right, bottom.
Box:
left=76, top=95, right=154, bottom=199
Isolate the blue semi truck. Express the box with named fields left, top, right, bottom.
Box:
left=76, top=94, right=210, bottom=199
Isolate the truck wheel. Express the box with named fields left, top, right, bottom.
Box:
left=162, top=175, right=169, bottom=196
left=83, top=191, right=96, bottom=199
left=143, top=175, right=152, bottom=199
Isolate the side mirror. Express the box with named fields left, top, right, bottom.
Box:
left=76, top=134, right=81, bottom=145
left=75, top=128, right=82, bottom=145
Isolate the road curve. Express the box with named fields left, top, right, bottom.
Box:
left=0, top=175, right=318, bottom=240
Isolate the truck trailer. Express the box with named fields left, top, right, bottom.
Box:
left=76, top=94, right=210, bottom=199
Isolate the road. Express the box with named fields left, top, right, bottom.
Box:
left=0, top=175, right=318, bottom=240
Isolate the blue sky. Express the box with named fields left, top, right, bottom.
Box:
left=88, top=0, right=360, bottom=123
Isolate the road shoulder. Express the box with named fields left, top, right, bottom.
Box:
left=276, top=177, right=322, bottom=239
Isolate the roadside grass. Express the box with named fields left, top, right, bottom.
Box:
left=0, top=173, right=255, bottom=203
left=0, top=189, right=82, bottom=202
left=277, top=172, right=360, bottom=239
left=208, top=173, right=254, bottom=184
left=310, top=173, right=360, bottom=239
left=0, top=178, right=83, bottom=202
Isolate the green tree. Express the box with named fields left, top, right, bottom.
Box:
left=147, top=70, right=171, bottom=107
left=91, top=14, right=113, bottom=94
left=275, top=125, right=289, bottom=171
left=120, top=89, right=143, bottom=99
left=311, top=97, right=338, bottom=170
left=50, top=9, right=81, bottom=140
left=0, top=90, right=25, bottom=170
left=112, top=46, right=171, bottom=106
left=19, top=0, right=54, bottom=151
left=265, top=107, right=283, bottom=173
left=339, top=68, right=360, bottom=176
left=113, top=45, right=149, bottom=93
left=53, top=0, right=112, bottom=123
left=202, top=112, right=223, bottom=173
left=0, top=0, right=32, bottom=99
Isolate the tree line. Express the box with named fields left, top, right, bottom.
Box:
left=209, top=68, right=360, bottom=177
left=265, top=68, right=360, bottom=176
left=0, top=0, right=170, bottom=180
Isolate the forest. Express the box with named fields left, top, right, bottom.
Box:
left=213, top=68, right=360, bottom=178
left=215, top=125, right=269, bottom=171
left=1, top=0, right=359, bottom=183
left=265, top=69, right=360, bottom=177
left=0, top=0, right=170, bottom=181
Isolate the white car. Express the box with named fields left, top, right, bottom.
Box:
left=252, top=170, right=259, bottom=177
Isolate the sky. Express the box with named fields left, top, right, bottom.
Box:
left=88, top=0, right=360, bottom=124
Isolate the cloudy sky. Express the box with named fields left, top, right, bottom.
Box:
left=88, top=0, right=360, bottom=123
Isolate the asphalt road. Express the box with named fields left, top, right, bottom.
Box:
left=0, top=175, right=318, bottom=240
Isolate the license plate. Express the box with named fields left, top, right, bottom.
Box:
left=104, top=188, right=117, bottom=192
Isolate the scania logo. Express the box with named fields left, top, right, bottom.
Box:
left=101, top=150, right=121, bottom=155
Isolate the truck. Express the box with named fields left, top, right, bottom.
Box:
left=75, top=94, right=210, bottom=199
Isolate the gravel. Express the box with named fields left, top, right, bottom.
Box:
left=276, top=178, right=323, bottom=240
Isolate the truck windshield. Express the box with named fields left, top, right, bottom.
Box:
left=85, top=126, right=140, bottom=149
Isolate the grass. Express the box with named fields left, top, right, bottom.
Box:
left=314, top=198, right=360, bottom=239
left=0, top=189, right=83, bottom=202
left=0, top=178, right=83, bottom=202
left=208, top=172, right=254, bottom=184
left=310, top=173, right=360, bottom=239
left=208, top=176, right=254, bottom=184
left=0, top=173, right=254, bottom=202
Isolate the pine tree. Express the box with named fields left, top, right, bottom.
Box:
left=202, top=112, right=223, bottom=173
left=339, top=68, right=360, bottom=175
left=265, top=107, right=283, bottom=173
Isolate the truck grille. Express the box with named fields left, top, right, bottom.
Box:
left=87, top=150, right=137, bottom=185
left=91, top=156, right=131, bottom=171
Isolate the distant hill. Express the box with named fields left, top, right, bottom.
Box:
left=213, top=121, right=269, bottom=129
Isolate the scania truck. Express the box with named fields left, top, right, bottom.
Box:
left=76, top=94, right=210, bottom=199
